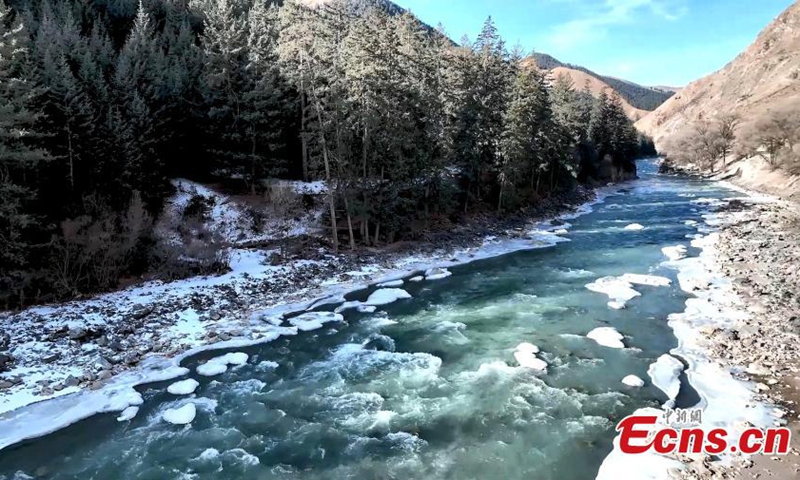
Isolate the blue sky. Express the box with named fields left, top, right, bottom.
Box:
left=393, top=0, right=795, bottom=87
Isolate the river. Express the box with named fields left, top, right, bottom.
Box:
left=0, top=160, right=736, bottom=479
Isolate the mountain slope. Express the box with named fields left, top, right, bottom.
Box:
left=549, top=66, right=650, bottom=120
left=529, top=53, right=675, bottom=113
left=636, top=1, right=800, bottom=147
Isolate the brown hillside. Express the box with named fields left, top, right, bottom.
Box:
left=550, top=66, right=651, bottom=121
left=636, top=1, right=800, bottom=147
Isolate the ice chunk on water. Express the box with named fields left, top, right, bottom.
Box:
left=586, top=277, right=641, bottom=306
left=425, top=267, right=453, bottom=281
left=197, top=362, right=227, bottom=376
left=377, top=279, right=404, bottom=288
left=289, top=312, right=344, bottom=331
left=662, top=245, right=687, bottom=261
left=357, top=305, right=377, bottom=313
left=334, top=301, right=363, bottom=313
left=516, top=342, right=540, bottom=355
left=619, top=273, right=672, bottom=287
left=365, top=288, right=412, bottom=306
left=513, top=351, right=548, bottom=372
left=409, top=276, right=424, bottom=282
left=624, top=223, right=645, bottom=231
left=648, top=354, right=684, bottom=406
left=608, top=301, right=626, bottom=310
left=622, top=375, right=645, bottom=387
left=196, top=352, right=250, bottom=376
left=167, top=379, right=200, bottom=395
left=163, top=403, right=196, bottom=425
left=587, top=327, right=625, bottom=349
left=116, top=406, right=139, bottom=422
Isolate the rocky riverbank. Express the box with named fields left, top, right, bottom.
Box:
left=0, top=186, right=595, bottom=423
left=675, top=197, right=800, bottom=479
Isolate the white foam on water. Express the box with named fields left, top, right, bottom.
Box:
left=587, top=327, right=625, bottom=349
left=516, top=343, right=540, bottom=355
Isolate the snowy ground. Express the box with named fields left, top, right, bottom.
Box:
left=0, top=182, right=608, bottom=451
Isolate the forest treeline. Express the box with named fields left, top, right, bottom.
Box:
left=0, top=0, right=654, bottom=307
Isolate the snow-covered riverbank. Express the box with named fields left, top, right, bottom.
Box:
left=0, top=185, right=611, bottom=452
left=597, top=193, right=784, bottom=480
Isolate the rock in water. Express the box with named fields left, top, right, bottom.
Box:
left=163, top=403, right=197, bottom=425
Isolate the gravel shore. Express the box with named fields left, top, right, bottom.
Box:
left=677, top=197, right=800, bottom=479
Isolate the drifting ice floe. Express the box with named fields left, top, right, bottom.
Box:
left=365, top=288, right=412, bottom=306
left=607, top=301, right=626, bottom=310
left=167, top=379, right=200, bottom=396
left=425, top=268, right=453, bottom=281
left=648, top=354, right=684, bottom=407
left=619, top=273, right=672, bottom=287
left=289, top=311, right=344, bottom=331
left=662, top=245, right=688, bottom=261
left=334, top=301, right=362, bottom=313
left=623, top=223, right=645, bottom=231
left=376, top=279, right=404, bottom=288
left=409, top=276, right=424, bottom=282
left=196, top=352, right=250, bottom=377
left=587, top=327, right=625, bottom=349
left=516, top=342, right=540, bottom=354
left=116, top=406, right=139, bottom=422
left=163, top=403, right=197, bottom=425
left=586, top=277, right=641, bottom=308
left=357, top=305, right=377, bottom=313
left=621, top=375, right=645, bottom=387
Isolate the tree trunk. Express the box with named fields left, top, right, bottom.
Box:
left=67, top=122, right=74, bottom=190
left=311, top=95, right=338, bottom=253
left=250, top=136, right=257, bottom=196
left=300, top=85, right=309, bottom=182
left=343, top=194, right=356, bottom=251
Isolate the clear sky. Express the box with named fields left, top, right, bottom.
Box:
left=392, top=0, right=795, bottom=87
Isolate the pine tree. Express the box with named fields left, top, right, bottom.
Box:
left=0, top=3, right=49, bottom=305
